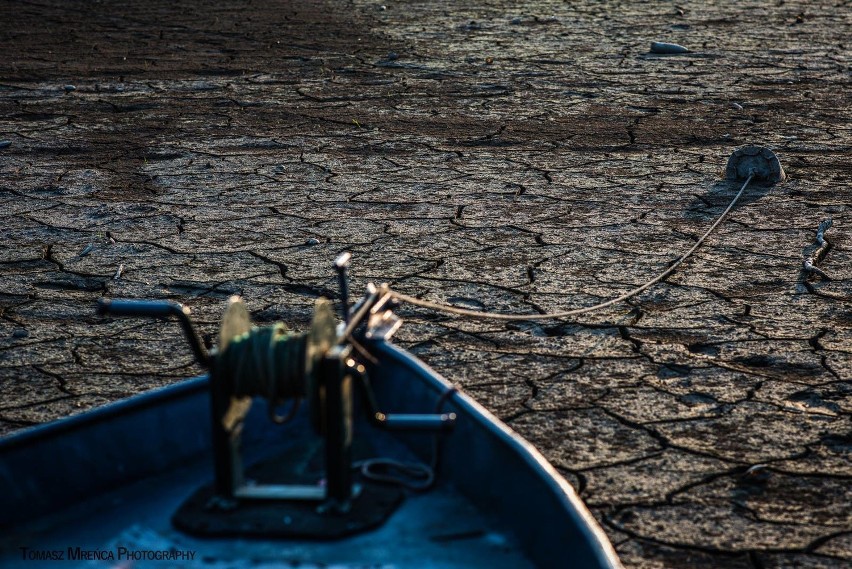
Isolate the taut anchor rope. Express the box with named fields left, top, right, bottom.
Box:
left=388, top=171, right=759, bottom=321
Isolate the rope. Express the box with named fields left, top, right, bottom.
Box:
left=217, top=325, right=308, bottom=406
left=354, top=459, right=435, bottom=491
left=389, top=174, right=755, bottom=321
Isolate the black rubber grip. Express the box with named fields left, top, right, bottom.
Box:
left=380, top=413, right=456, bottom=432
left=97, top=299, right=184, bottom=318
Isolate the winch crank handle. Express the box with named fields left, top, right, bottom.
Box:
left=373, top=412, right=456, bottom=432
left=96, top=299, right=210, bottom=367
left=349, top=363, right=456, bottom=432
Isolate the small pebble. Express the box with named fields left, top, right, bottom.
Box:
left=0, top=140, right=10, bottom=149
left=114, top=264, right=124, bottom=280
left=306, top=238, right=321, bottom=245
left=485, top=57, right=494, bottom=65
left=63, top=84, right=76, bottom=92
left=742, top=464, right=771, bottom=481
left=379, top=4, right=387, bottom=11
left=79, top=243, right=94, bottom=257
left=650, top=41, right=690, bottom=54
left=12, top=329, right=29, bottom=339
left=510, top=17, right=522, bottom=25
left=386, top=51, right=399, bottom=61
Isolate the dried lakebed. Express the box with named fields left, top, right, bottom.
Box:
left=1, top=1, right=850, bottom=567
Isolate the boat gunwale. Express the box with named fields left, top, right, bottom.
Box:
left=372, top=340, right=622, bottom=569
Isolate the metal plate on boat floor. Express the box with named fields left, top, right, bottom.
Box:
left=174, top=482, right=403, bottom=538
left=173, top=442, right=404, bottom=538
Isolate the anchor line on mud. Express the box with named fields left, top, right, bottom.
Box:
left=389, top=173, right=755, bottom=321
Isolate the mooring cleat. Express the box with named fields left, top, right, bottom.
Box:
left=725, top=145, right=786, bottom=184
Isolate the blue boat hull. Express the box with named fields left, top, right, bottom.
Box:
left=0, top=340, right=621, bottom=568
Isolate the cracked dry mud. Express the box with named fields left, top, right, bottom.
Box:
left=1, top=1, right=850, bottom=567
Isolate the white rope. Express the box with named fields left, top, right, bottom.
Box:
left=389, top=174, right=755, bottom=321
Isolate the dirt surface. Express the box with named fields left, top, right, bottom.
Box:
left=1, top=0, right=850, bottom=567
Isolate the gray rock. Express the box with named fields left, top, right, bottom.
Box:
left=650, top=41, right=689, bottom=54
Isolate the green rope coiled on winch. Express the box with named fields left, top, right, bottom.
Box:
left=216, top=324, right=308, bottom=403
